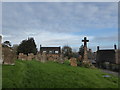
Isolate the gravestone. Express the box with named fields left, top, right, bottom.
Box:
left=59, top=54, right=64, bottom=63
left=41, top=52, right=47, bottom=63
left=35, top=53, right=41, bottom=61
left=27, top=53, right=34, bottom=60
left=18, top=53, right=27, bottom=60
left=70, top=58, right=77, bottom=66
left=2, top=47, right=16, bottom=65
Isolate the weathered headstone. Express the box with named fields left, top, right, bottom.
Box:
left=41, top=52, right=47, bottom=63
left=35, top=52, right=41, bottom=61
left=70, top=58, right=77, bottom=66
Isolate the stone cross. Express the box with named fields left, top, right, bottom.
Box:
left=82, top=37, right=89, bottom=47
left=82, top=37, right=90, bottom=64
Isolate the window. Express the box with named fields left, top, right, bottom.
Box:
left=43, top=51, right=46, bottom=53
left=55, top=51, right=59, bottom=54
left=49, top=51, right=52, bottom=54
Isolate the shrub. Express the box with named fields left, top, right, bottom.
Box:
left=64, top=60, right=70, bottom=66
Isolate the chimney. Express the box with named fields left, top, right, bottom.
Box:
left=114, top=44, right=117, bottom=50
left=89, top=49, right=92, bottom=52
left=40, top=44, right=42, bottom=51
left=97, top=46, right=99, bottom=51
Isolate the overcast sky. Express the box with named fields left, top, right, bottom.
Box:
left=2, top=2, right=118, bottom=52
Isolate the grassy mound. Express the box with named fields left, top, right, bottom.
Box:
left=2, top=60, right=119, bottom=88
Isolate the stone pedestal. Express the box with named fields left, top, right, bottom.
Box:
left=82, top=46, right=90, bottom=64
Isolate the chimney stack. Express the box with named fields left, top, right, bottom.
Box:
left=114, top=44, right=117, bottom=50
left=97, top=46, right=99, bottom=51
left=89, top=49, right=92, bottom=52
left=40, top=44, right=42, bottom=51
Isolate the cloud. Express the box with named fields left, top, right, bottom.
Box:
left=92, top=35, right=118, bottom=42
left=2, top=2, right=118, bottom=32
left=2, top=0, right=119, bottom=2
left=27, top=30, right=94, bottom=46
left=2, top=2, right=118, bottom=52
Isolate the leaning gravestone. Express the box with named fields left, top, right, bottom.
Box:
left=70, top=58, right=77, bottom=66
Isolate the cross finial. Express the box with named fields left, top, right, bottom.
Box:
left=82, top=37, right=89, bottom=47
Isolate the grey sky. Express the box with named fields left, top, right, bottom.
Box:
left=2, top=2, right=118, bottom=51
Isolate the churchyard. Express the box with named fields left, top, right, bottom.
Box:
left=1, top=35, right=119, bottom=88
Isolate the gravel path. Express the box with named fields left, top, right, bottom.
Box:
left=101, top=69, right=119, bottom=77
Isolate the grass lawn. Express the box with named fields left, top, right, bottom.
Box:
left=2, top=60, right=119, bottom=88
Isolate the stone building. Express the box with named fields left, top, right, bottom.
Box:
left=40, top=45, right=61, bottom=55
left=96, top=44, right=119, bottom=66
left=39, top=45, right=62, bottom=62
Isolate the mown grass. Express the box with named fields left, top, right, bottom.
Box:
left=2, top=60, right=119, bottom=88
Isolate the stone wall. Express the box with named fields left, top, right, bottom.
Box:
left=18, top=53, right=35, bottom=60
left=47, top=54, right=60, bottom=61
left=35, top=53, right=64, bottom=63
left=18, top=52, right=63, bottom=63
left=28, top=53, right=35, bottom=60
